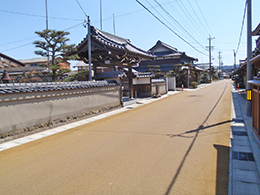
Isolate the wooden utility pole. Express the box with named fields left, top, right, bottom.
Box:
left=100, top=0, right=102, bottom=30
left=218, top=51, right=222, bottom=80
left=246, top=0, right=252, bottom=116
left=88, top=16, right=92, bottom=81
left=233, top=50, right=237, bottom=69
left=207, top=35, right=215, bottom=82
left=113, top=14, right=116, bottom=35
left=45, top=0, right=50, bottom=69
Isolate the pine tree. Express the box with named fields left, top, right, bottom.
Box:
left=33, top=29, right=78, bottom=81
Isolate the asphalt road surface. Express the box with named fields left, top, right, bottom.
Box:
left=0, top=80, right=232, bottom=195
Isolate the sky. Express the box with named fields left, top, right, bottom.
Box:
left=0, top=0, right=259, bottom=69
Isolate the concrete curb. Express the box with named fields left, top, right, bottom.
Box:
left=229, top=83, right=260, bottom=194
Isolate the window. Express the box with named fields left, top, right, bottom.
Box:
left=30, top=63, right=38, bottom=67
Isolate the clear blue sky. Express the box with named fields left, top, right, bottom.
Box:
left=0, top=0, right=259, bottom=68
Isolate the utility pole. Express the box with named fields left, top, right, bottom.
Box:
left=218, top=51, right=222, bottom=80
left=246, top=0, right=252, bottom=116
left=233, top=49, right=237, bottom=69
left=113, top=14, right=116, bottom=35
left=207, top=35, right=215, bottom=82
left=100, top=0, right=102, bottom=30
left=87, top=16, right=92, bottom=81
left=45, top=0, right=50, bottom=69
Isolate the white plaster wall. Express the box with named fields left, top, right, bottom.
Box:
left=0, top=86, right=121, bottom=135
left=133, top=78, right=150, bottom=85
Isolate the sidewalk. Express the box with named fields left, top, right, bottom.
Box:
left=229, top=84, right=260, bottom=194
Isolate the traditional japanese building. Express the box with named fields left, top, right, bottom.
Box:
left=20, top=57, right=70, bottom=70
left=74, top=26, right=154, bottom=97
left=136, top=40, right=198, bottom=74
left=232, top=23, right=260, bottom=88
left=0, top=52, right=25, bottom=80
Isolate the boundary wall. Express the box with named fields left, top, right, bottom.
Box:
left=0, top=81, right=122, bottom=136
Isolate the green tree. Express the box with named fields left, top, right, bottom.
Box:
left=146, top=65, right=162, bottom=78
left=33, top=29, right=78, bottom=81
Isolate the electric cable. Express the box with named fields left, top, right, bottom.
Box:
left=144, top=0, right=189, bottom=42
left=177, top=0, right=207, bottom=40
left=186, top=0, right=209, bottom=36
left=75, top=0, right=87, bottom=17
left=0, top=9, right=82, bottom=21
left=135, top=0, right=207, bottom=56
left=153, top=0, right=206, bottom=51
left=235, top=0, right=248, bottom=55
left=194, top=0, right=214, bottom=37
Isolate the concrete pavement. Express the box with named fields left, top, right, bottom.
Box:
left=229, top=84, right=260, bottom=195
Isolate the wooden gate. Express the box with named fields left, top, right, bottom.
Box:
left=252, top=84, right=260, bottom=139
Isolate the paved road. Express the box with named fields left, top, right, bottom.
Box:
left=0, top=80, right=232, bottom=195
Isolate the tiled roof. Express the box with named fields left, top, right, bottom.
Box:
left=0, top=81, right=118, bottom=94
left=133, top=71, right=155, bottom=78
left=77, top=26, right=154, bottom=59
left=0, top=53, right=25, bottom=68
left=96, top=71, right=126, bottom=78
left=252, top=23, right=260, bottom=36
left=123, top=68, right=154, bottom=78
left=148, top=40, right=178, bottom=53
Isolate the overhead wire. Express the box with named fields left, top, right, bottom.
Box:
left=1, top=1, right=88, bottom=53
left=235, top=0, right=248, bottom=55
left=153, top=0, right=206, bottom=51
left=75, top=0, right=88, bottom=17
left=194, top=0, right=214, bottom=37
left=176, top=0, right=207, bottom=40
left=0, top=9, right=82, bottom=21
left=0, top=22, right=85, bottom=53
left=135, top=0, right=207, bottom=56
left=144, top=0, right=188, bottom=41
left=186, top=0, right=209, bottom=36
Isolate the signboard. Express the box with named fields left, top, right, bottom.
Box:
left=247, top=90, right=252, bottom=101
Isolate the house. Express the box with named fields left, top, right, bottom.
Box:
left=250, top=23, right=260, bottom=73
left=122, top=68, right=155, bottom=98
left=95, top=70, right=126, bottom=84
left=73, top=61, right=115, bottom=72
left=136, top=40, right=198, bottom=74
left=247, top=23, right=260, bottom=140
left=232, top=23, right=260, bottom=88
left=95, top=68, right=155, bottom=98
left=135, top=40, right=205, bottom=87
left=0, top=52, right=25, bottom=80
left=20, top=57, right=70, bottom=70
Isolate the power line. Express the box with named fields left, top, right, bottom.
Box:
left=186, top=0, right=209, bottom=36
left=135, top=0, right=207, bottom=56
left=235, top=0, right=248, bottom=55
left=0, top=9, right=82, bottom=21
left=0, top=22, right=84, bottom=53
left=144, top=0, right=187, bottom=41
left=153, top=0, right=206, bottom=51
left=1, top=43, right=32, bottom=52
left=177, top=0, right=207, bottom=40
left=75, top=0, right=87, bottom=17
left=194, top=0, right=214, bottom=37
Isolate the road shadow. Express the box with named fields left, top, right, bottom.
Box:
left=164, top=81, right=229, bottom=195
left=214, top=144, right=230, bottom=195
left=167, top=120, right=231, bottom=138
